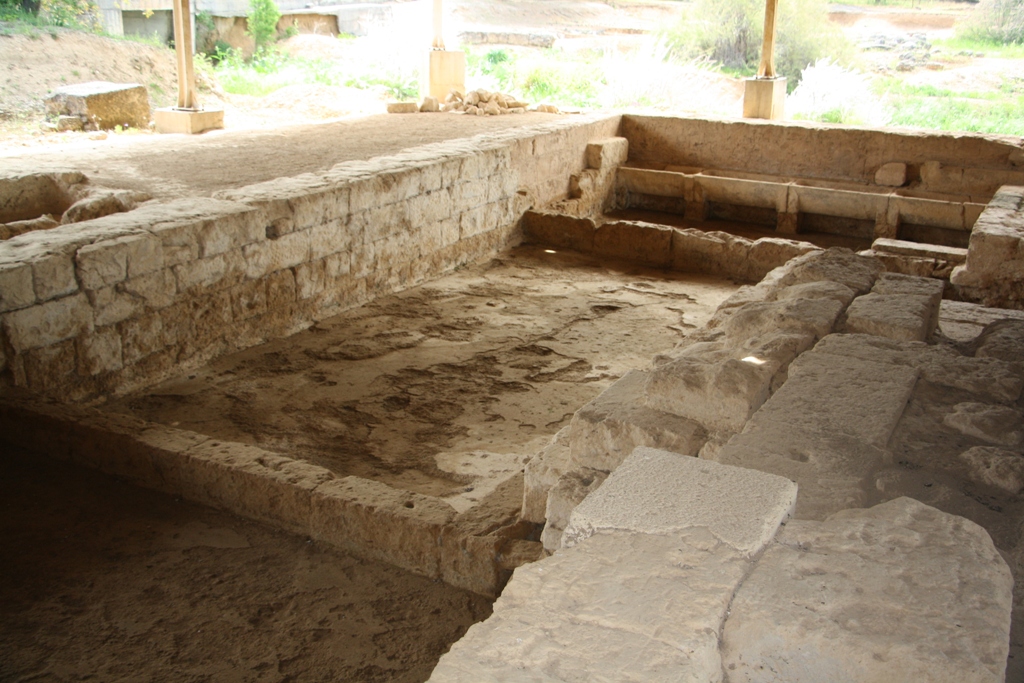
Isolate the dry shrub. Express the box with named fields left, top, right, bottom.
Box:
left=959, top=0, right=1024, bottom=44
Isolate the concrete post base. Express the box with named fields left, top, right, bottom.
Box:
left=743, top=77, right=786, bottom=120
left=154, top=107, right=224, bottom=134
left=427, top=50, right=466, bottom=101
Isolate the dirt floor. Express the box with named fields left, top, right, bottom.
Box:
left=0, top=448, right=493, bottom=683
left=105, top=245, right=739, bottom=510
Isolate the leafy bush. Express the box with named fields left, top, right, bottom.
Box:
left=662, top=0, right=853, bottom=86
left=959, top=0, right=1024, bottom=44
left=39, top=0, right=97, bottom=29
left=246, top=0, right=280, bottom=51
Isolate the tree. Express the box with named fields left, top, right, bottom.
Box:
left=246, top=0, right=280, bottom=52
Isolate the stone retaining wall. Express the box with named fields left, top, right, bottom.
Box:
left=622, top=114, right=1024, bottom=201
left=0, top=115, right=620, bottom=401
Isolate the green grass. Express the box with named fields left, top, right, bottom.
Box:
left=935, top=36, right=1024, bottom=59
left=464, top=46, right=605, bottom=108
left=877, top=79, right=1024, bottom=135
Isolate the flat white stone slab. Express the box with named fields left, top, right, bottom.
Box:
left=563, top=447, right=797, bottom=556
left=722, top=497, right=1013, bottom=683
left=747, top=350, right=918, bottom=448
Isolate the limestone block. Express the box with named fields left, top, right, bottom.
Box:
left=522, top=210, right=596, bottom=253
left=0, top=262, right=36, bottom=312
left=721, top=297, right=844, bottom=345
left=874, top=161, right=908, bottom=187
left=713, top=421, right=888, bottom=520
left=872, top=237, right=967, bottom=263
left=31, top=251, right=78, bottom=302
left=541, top=467, right=607, bottom=552
left=2, top=293, right=92, bottom=352
left=76, top=326, right=123, bottom=376
left=310, top=475, right=456, bottom=578
left=671, top=228, right=750, bottom=278
left=975, top=319, right=1024, bottom=362
left=387, top=102, right=419, bottom=114
left=430, top=533, right=747, bottom=683
left=775, top=280, right=857, bottom=307
left=813, top=333, right=1024, bottom=404
left=845, top=292, right=938, bottom=342
left=420, top=96, right=440, bottom=112
left=75, top=239, right=130, bottom=291
left=747, top=350, right=918, bottom=448
left=745, top=237, right=818, bottom=281
left=593, top=220, right=672, bottom=268
left=777, top=247, right=883, bottom=295
left=45, top=81, right=150, bottom=130
left=644, top=353, right=776, bottom=433
left=721, top=497, right=1013, bottom=683
left=943, top=402, right=1022, bottom=446
left=120, top=313, right=167, bottom=365
left=241, top=230, right=311, bottom=280
left=522, top=428, right=572, bottom=523
left=567, top=370, right=707, bottom=472
left=584, top=137, right=628, bottom=170
left=122, top=268, right=178, bottom=311
left=178, top=440, right=333, bottom=537
left=616, top=166, right=691, bottom=198
left=90, top=285, right=143, bottom=327
left=565, top=448, right=796, bottom=556
left=960, top=446, right=1024, bottom=495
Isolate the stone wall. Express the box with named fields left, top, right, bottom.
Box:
left=0, top=115, right=620, bottom=402
left=952, top=185, right=1024, bottom=308
left=622, top=114, right=1024, bottom=201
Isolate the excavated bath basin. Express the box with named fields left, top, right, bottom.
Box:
left=98, top=245, right=739, bottom=590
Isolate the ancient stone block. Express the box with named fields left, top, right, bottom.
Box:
left=960, top=446, right=1024, bottom=495
left=714, top=420, right=888, bottom=520
left=45, top=81, right=150, bottom=130
left=76, top=326, right=123, bottom=376
left=722, top=497, right=1013, bottom=683
left=565, top=447, right=797, bottom=555
left=777, top=247, right=883, bottom=295
left=567, top=370, right=706, bottom=472
left=89, top=285, right=143, bottom=327
left=974, top=319, right=1024, bottom=362
left=721, top=297, right=843, bottom=344
left=2, top=293, right=92, bottom=352
left=179, top=440, right=332, bottom=536
left=749, top=349, right=918, bottom=448
left=943, top=402, right=1022, bottom=446
left=874, top=161, right=908, bottom=187
left=845, top=292, right=938, bottom=342
left=644, top=338, right=798, bottom=433
left=0, top=262, right=36, bottom=313
left=387, top=102, right=419, bottom=114
left=541, top=467, right=607, bottom=552
left=521, top=210, right=596, bottom=253
left=76, top=239, right=130, bottom=290
left=28, top=251, right=77, bottom=303
left=593, top=220, right=672, bottom=268
left=310, top=476, right=455, bottom=579
left=521, top=428, right=572, bottom=524
left=671, top=228, right=750, bottom=278
left=119, top=313, right=168, bottom=365
left=584, top=137, right=628, bottom=170
left=122, top=268, right=177, bottom=311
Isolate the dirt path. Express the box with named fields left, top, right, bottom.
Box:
left=106, top=245, right=739, bottom=509
left=0, top=110, right=564, bottom=200
left=0, top=448, right=492, bottom=683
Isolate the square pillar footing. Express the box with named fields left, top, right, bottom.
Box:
left=154, top=108, right=224, bottom=134
left=743, top=78, right=786, bottom=120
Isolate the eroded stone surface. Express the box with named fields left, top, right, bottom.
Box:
left=722, top=497, right=1013, bottom=683
left=960, top=446, right=1024, bottom=494
left=943, top=402, right=1023, bottom=446
left=563, top=447, right=797, bottom=555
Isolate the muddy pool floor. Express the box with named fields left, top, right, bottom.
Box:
left=0, top=448, right=493, bottom=683
left=105, top=245, right=740, bottom=512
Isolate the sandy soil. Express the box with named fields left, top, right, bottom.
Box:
left=0, top=448, right=492, bottom=683
left=0, top=110, right=564, bottom=201
left=106, top=245, right=739, bottom=510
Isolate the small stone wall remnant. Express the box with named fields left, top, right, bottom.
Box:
left=952, top=185, right=1024, bottom=308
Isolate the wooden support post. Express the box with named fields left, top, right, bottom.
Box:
left=155, top=0, right=223, bottom=133
left=432, top=0, right=444, bottom=50
left=172, top=0, right=196, bottom=110
left=743, top=0, right=786, bottom=119
left=757, top=0, right=779, bottom=79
